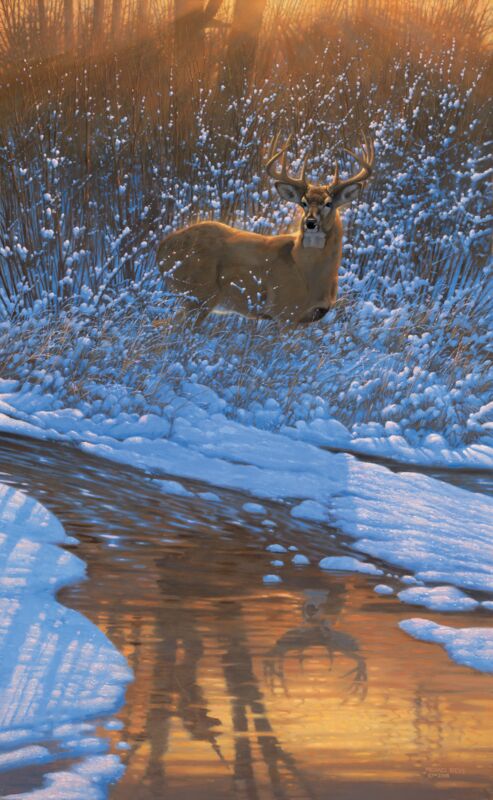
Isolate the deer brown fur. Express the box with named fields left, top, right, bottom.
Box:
left=157, top=136, right=374, bottom=324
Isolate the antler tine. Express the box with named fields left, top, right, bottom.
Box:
left=332, top=160, right=339, bottom=186
left=280, top=144, right=289, bottom=176
left=336, top=136, right=374, bottom=190
left=299, top=153, right=308, bottom=184
left=264, top=134, right=308, bottom=190
left=266, top=132, right=281, bottom=162
left=325, top=135, right=374, bottom=193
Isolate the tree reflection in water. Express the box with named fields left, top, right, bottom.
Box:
left=114, top=556, right=366, bottom=799
left=220, top=599, right=318, bottom=800
left=119, top=569, right=352, bottom=797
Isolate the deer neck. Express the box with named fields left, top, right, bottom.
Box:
left=297, top=212, right=341, bottom=255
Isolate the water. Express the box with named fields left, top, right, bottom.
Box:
left=0, top=433, right=492, bottom=800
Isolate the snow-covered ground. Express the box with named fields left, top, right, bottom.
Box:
left=0, top=482, right=132, bottom=798
left=0, top=81, right=491, bottom=473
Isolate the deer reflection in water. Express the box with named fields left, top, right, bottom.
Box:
left=264, top=589, right=368, bottom=702
left=123, top=578, right=367, bottom=798
left=129, top=588, right=321, bottom=799
left=93, top=565, right=368, bottom=798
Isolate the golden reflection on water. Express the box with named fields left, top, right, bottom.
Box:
left=89, top=571, right=493, bottom=800
left=0, top=434, right=492, bottom=800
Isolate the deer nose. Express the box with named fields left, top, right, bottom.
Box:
left=306, top=218, right=317, bottom=230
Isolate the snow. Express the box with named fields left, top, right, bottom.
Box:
left=0, top=381, right=492, bottom=678
left=103, top=720, right=123, bottom=731
left=291, top=500, right=328, bottom=522
left=374, top=584, right=394, bottom=595
left=319, top=556, right=383, bottom=575
left=292, top=554, right=310, bottom=566
left=400, top=575, right=420, bottom=585
left=5, top=755, right=125, bottom=800
left=199, top=491, right=220, bottom=502
left=0, top=483, right=132, bottom=796
left=243, top=502, right=266, bottom=514
left=263, top=574, right=282, bottom=584
left=155, top=479, right=194, bottom=497
left=1, top=388, right=492, bottom=599
left=400, top=619, right=493, bottom=673
left=266, top=544, right=287, bottom=553
left=398, top=585, right=479, bottom=612
left=0, top=746, right=51, bottom=770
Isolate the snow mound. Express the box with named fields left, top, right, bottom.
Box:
left=400, top=619, right=493, bottom=673
left=5, top=755, right=125, bottom=800
left=374, top=584, right=394, bottom=595
left=0, top=483, right=132, bottom=795
left=319, top=556, right=383, bottom=575
left=291, top=500, right=328, bottom=522
left=398, top=585, right=479, bottom=612
left=263, top=574, right=282, bottom=584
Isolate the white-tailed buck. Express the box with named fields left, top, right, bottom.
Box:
left=157, top=135, right=374, bottom=324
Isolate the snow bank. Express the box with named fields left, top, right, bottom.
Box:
left=399, top=619, right=493, bottom=674
left=282, top=417, right=493, bottom=470
left=0, top=396, right=491, bottom=597
left=5, top=755, right=125, bottom=800
left=397, top=586, right=479, bottom=612
left=68, top=412, right=493, bottom=600
left=1, top=380, right=493, bottom=471
left=319, top=556, right=383, bottom=575
left=0, top=483, right=132, bottom=797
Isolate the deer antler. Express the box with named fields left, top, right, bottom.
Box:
left=327, top=134, right=374, bottom=193
left=265, top=134, right=308, bottom=191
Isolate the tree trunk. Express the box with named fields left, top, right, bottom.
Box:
left=173, top=0, right=223, bottom=67
left=111, top=0, right=122, bottom=41
left=64, top=0, right=74, bottom=51
left=174, top=0, right=203, bottom=22
left=225, top=0, right=267, bottom=93
left=93, top=0, right=105, bottom=48
left=38, top=0, right=47, bottom=49
left=138, top=0, right=150, bottom=36
left=173, top=0, right=203, bottom=48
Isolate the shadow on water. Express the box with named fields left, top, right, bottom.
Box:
left=0, top=432, right=492, bottom=799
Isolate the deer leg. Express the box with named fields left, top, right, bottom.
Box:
left=173, top=294, right=219, bottom=327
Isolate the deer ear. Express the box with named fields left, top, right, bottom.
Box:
left=332, top=184, right=360, bottom=208
left=275, top=182, right=303, bottom=203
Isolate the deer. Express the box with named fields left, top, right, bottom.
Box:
left=156, top=135, right=374, bottom=324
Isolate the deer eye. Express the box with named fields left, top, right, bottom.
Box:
left=301, top=199, right=308, bottom=208
left=325, top=200, right=333, bottom=208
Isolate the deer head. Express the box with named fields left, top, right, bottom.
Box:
left=265, top=134, right=374, bottom=234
